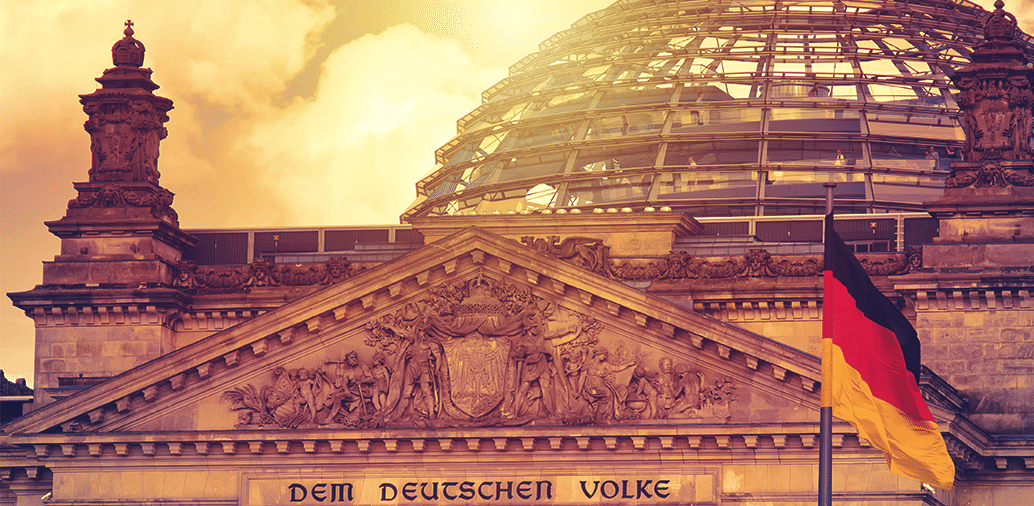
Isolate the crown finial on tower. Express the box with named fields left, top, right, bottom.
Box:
left=79, top=21, right=173, bottom=187
left=984, top=0, right=1017, bottom=42
left=112, top=19, right=145, bottom=67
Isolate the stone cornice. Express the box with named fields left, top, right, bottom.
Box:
left=5, top=421, right=1031, bottom=477
left=3, top=423, right=867, bottom=463
left=942, top=410, right=1034, bottom=473
left=45, top=208, right=196, bottom=253
left=7, top=287, right=192, bottom=327
left=894, top=278, right=1032, bottom=312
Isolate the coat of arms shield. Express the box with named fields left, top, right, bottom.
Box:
left=441, top=335, right=510, bottom=418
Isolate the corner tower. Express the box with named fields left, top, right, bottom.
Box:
left=9, top=22, right=196, bottom=407
left=906, top=1, right=1034, bottom=435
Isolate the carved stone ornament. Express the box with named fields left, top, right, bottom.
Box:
left=67, top=183, right=178, bottom=221
left=521, top=236, right=916, bottom=280
left=223, top=276, right=734, bottom=429
left=79, top=21, right=173, bottom=185
left=952, top=0, right=1034, bottom=163
left=173, top=257, right=359, bottom=290
left=945, top=161, right=1034, bottom=188
left=111, top=20, right=145, bottom=67
left=520, top=235, right=610, bottom=275
left=83, top=100, right=169, bottom=184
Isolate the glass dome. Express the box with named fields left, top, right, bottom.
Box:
left=403, top=0, right=1034, bottom=219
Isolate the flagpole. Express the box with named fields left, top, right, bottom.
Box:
left=819, top=183, right=836, bottom=506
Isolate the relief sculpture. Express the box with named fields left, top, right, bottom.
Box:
left=951, top=1, right=1034, bottom=164
left=223, top=276, right=734, bottom=429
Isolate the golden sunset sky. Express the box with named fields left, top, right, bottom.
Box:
left=1, top=0, right=1031, bottom=385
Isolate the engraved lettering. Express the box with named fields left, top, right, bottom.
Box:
left=536, top=480, right=553, bottom=500
left=442, top=482, right=458, bottom=500
left=621, top=480, right=635, bottom=499
left=580, top=480, right=600, bottom=498
left=636, top=480, right=653, bottom=499
left=402, top=482, right=418, bottom=501
left=420, top=482, right=439, bottom=501
left=496, top=481, right=513, bottom=501
left=312, top=483, right=327, bottom=502
left=601, top=480, right=619, bottom=499
left=289, top=484, right=307, bottom=502
left=516, top=481, right=532, bottom=500
left=459, top=482, right=475, bottom=500
left=477, top=482, right=494, bottom=500
left=331, top=483, right=353, bottom=502
left=379, top=483, right=397, bottom=501
left=655, top=480, right=670, bottom=499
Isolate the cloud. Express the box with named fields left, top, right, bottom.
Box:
left=0, top=2, right=504, bottom=385
left=0, top=0, right=337, bottom=384
left=245, top=24, right=505, bottom=224
left=1, top=0, right=1030, bottom=387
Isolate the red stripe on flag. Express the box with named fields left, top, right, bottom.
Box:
left=823, top=271, right=934, bottom=423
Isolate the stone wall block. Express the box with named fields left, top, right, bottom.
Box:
left=983, top=342, right=1030, bottom=360
left=921, top=343, right=951, bottom=361
left=1001, top=327, right=1033, bottom=342
left=76, top=341, right=103, bottom=357
left=986, top=311, right=1019, bottom=327
left=917, top=311, right=963, bottom=327
left=40, top=359, right=66, bottom=373
left=967, top=326, right=999, bottom=343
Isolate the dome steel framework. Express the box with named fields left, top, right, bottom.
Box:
left=403, top=0, right=1034, bottom=219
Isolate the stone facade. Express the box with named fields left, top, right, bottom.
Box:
left=4, top=5, right=1034, bottom=506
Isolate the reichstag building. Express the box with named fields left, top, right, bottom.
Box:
left=4, top=0, right=1033, bottom=504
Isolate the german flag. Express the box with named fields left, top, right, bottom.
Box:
left=822, top=215, right=955, bottom=490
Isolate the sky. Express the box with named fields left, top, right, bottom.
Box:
left=1, top=0, right=1032, bottom=387
left=0, top=0, right=614, bottom=386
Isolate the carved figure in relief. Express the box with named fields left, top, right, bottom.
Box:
left=172, top=260, right=198, bottom=289
left=224, top=277, right=738, bottom=429
left=668, top=364, right=705, bottom=418
left=245, top=259, right=277, bottom=287
left=404, top=339, right=442, bottom=421
left=579, top=346, right=637, bottom=420
left=562, top=347, right=588, bottom=399
left=743, top=249, right=772, bottom=277
left=292, top=367, right=339, bottom=424
left=321, top=257, right=353, bottom=284
left=507, top=313, right=561, bottom=418
left=659, top=251, right=694, bottom=279
left=368, top=352, right=391, bottom=411
left=325, top=350, right=372, bottom=414
left=644, top=358, right=679, bottom=418
left=506, top=303, right=584, bottom=418
left=380, top=311, right=445, bottom=423
left=510, top=338, right=554, bottom=418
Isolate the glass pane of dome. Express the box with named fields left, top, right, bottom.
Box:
left=403, top=0, right=1034, bottom=220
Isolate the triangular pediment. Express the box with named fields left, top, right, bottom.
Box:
left=4, top=227, right=820, bottom=436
